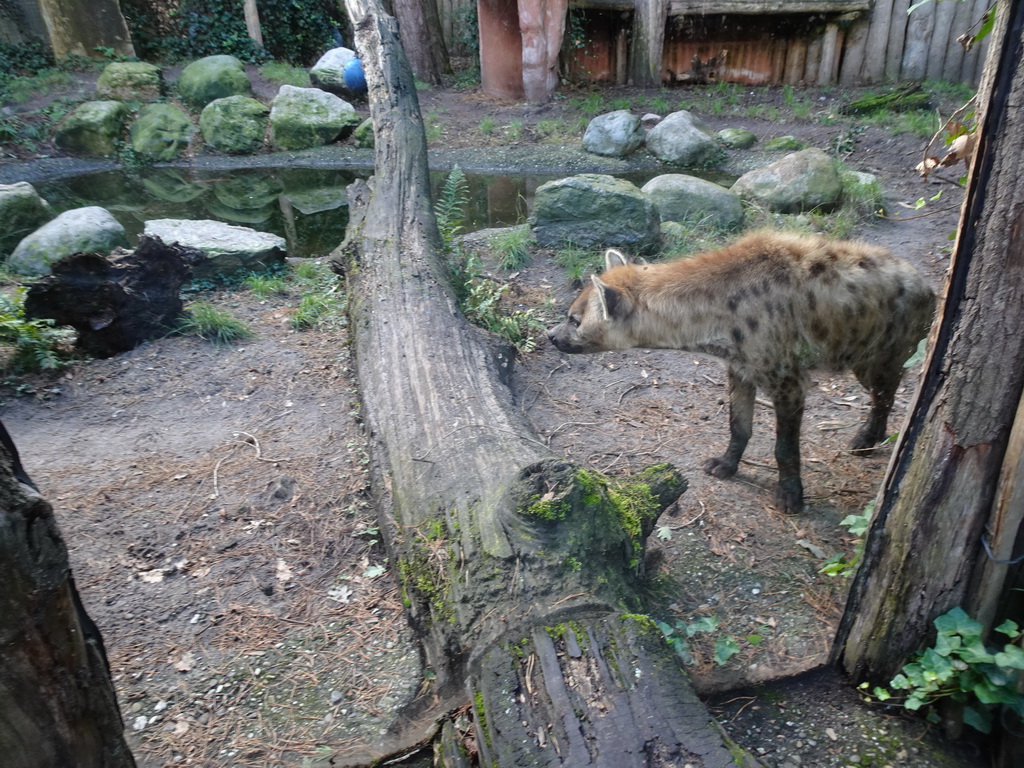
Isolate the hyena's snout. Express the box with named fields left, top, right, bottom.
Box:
left=547, top=321, right=580, bottom=353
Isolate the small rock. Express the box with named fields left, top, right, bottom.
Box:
left=330, top=690, right=344, bottom=705
left=132, top=715, right=148, bottom=731
left=154, top=700, right=168, bottom=712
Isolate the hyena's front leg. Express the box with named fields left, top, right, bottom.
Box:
left=851, top=365, right=902, bottom=451
left=703, top=368, right=755, bottom=479
left=770, top=383, right=806, bottom=513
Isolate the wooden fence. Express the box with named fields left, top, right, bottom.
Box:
left=437, top=0, right=992, bottom=86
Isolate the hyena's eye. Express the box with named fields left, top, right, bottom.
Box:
left=569, top=315, right=581, bottom=328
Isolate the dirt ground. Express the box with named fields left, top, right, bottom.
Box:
left=0, top=67, right=987, bottom=767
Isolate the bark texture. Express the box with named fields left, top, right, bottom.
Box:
left=342, top=0, right=756, bottom=763
left=0, top=421, right=135, bottom=768
left=835, top=1, right=1024, bottom=682
left=629, top=0, right=668, bottom=87
left=393, top=0, right=451, bottom=85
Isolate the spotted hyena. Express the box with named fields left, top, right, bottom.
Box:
left=547, top=230, right=935, bottom=512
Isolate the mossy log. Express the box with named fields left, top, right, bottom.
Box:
left=839, top=83, right=931, bottom=114
left=340, top=1, right=757, bottom=764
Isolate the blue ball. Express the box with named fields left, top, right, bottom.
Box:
left=343, top=57, right=367, bottom=94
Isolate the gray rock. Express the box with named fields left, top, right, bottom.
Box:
left=96, top=62, right=164, bottom=101
left=529, top=173, right=660, bottom=254
left=53, top=100, right=130, bottom=157
left=731, top=148, right=844, bottom=214
left=269, top=85, right=361, bottom=151
left=144, top=218, right=287, bottom=278
left=641, top=113, right=662, bottom=130
left=582, top=110, right=644, bottom=157
left=645, top=110, right=723, bottom=167
left=716, top=128, right=757, bottom=149
left=130, top=103, right=194, bottom=161
left=641, top=174, right=744, bottom=230
left=200, top=96, right=269, bottom=154
left=0, top=182, right=53, bottom=258
left=176, top=55, right=252, bottom=109
left=8, top=206, right=127, bottom=276
left=309, top=47, right=356, bottom=94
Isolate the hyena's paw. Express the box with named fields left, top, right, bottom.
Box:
left=774, top=478, right=805, bottom=514
left=702, top=456, right=738, bottom=479
left=849, top=426, right=884, bottom=453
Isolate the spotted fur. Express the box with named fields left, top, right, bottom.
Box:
left=547, top=230, right=935, bottom=512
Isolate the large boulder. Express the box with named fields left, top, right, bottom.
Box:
left=352, top=118, right=374, bottom=148
left=8, top=206, right=128, bottom=276
left=130, top=103, right=194, bottom=161
left=269, top=85, right=361, bottom=151
left=0, top=182, right=53, bottom=258
left=309, top=47, right=356, bottom=95
left=176, top=55, right=252, bottom=109
left=200, top=96, right=269, bottom=154
left=641, top=174, right=744, bottom=231
left=529, top=174, right=660, bottom=254
left=53, top=101, right=130, bottom=156
left=96, top=62, right=163, bottom=101
left=731, top=148, right=844, bottom=214
left=144, top=219, right=287, bottom=278
left=645, top=111, right=723, bottom=167
left=582, top=110, right=644, bottom=157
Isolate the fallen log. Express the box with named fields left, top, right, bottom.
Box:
left=340, top=0, right=759, bottom=764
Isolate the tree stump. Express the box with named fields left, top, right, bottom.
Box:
left=24, top=236, right=197, bottom=357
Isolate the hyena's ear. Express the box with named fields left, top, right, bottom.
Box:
left=604, top=249, right=629, bottom=271
left=591, top=274, right=624, bottom=320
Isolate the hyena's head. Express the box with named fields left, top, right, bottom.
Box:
left=547, top=249, right=639, bottom=354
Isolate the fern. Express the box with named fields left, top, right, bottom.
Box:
left=435, top=164, right=470, bottom=248
left=0, top=288, right=73, bottom=372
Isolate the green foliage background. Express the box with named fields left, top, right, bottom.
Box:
left=119, top=0, right=349, bottom=65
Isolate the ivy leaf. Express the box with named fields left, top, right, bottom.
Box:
left=994, top=619, right=1022, bottom=640
left=994, top=645, right=1024, bottom=670
left=686, top=616, right=719, bottom=636
left=934, top=607, right=982, bottom=639
left=656, top=525, right=673, bottom=541
left=962, top=705, right=993, bottom=734
left=713, top=636, right=740, bottom=666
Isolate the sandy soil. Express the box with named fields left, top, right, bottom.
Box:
left=0, top=67, right=986, bottom=767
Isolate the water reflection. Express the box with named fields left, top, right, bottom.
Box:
left=37, top=167, right=356, bottom=260
left=35, top=167, right=686, bottom=260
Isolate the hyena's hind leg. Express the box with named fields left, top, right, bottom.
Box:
left=850, top=362, right=904, bottom=451
left=703, top=367, right=755, bottom=479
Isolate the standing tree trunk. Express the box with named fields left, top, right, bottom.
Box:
left=835, top=0, right=1024, bottom=683
left=0, top=422, right=135, bottom=768
left=518, top=0, right=567, bottom=102
left=393, top=0, right=451, bottom=85
left=629, top=0, right=668, bottom=86
left=341, top=0, right=757, bottom=764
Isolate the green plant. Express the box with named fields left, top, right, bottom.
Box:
left=534, top=118, right=568, bottom=140
left=461, top=278, right=545, bottom=353
left=572, top=92, right=605, bottom=117
left=656, top=615, right=759, bottom=667
left=553, top=244, right=603, bottom=285
left=819, top=500, right=874, bottom=578
left=259, top=60, right=311, bottom=88
left=121, top=0, right=342, bottom=64
left=424, top=113, right=444, bottom=142
left=285, top=261, right=346, bottom=329
left=0, top=288, right=75, bottom=372
left=489, top=225, right=532, bottom=270
left=506, top=120, right=523, bottom=141
left=863, top=607, right=1024, bottom=734
left=242, top=272, right=288, bottom=298
left=650, top=96, right=669, bottom=114
left=177, top=301, right=253, bottom=345
left=435, top=168, right=542, bottom=352
left=478, top=115, right=496, bottom=135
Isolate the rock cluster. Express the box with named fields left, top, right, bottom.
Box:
left=52, top=51, right=373, bottom=162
